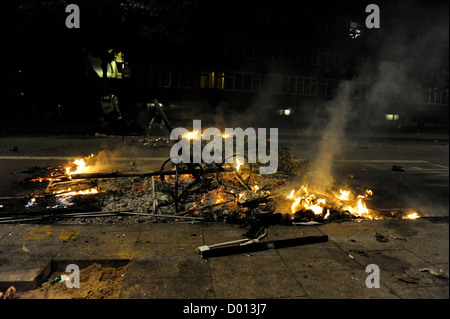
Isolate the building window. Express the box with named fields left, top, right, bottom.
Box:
left=271, top=75, right=281, bottom=93
left=297, top=77, right=318, bottom=96
left=441, top=89, right=449, bottom=105
left=224, top=73, right=261, bottom=92
left=277, top=108, right=293, bottom=116
left=319, top=79, right=338, bottom=97
left=200, top=71, right=225, bottom=89
left=428, top=88, right=449, bottom=105
left=385, top=114, right=399, bottom=121
left=234, top=74, right=243, bottom=90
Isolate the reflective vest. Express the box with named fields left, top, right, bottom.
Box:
left=101, top=94, right=118, bottom=114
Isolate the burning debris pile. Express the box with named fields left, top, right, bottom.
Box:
left=0, top=147, right=421, bottom=226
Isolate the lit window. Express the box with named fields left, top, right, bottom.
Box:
left=385, top=114, right=399, bottom=121
left=200, top=72, right=225, bottom=89
left=277, top=108, right=293, bottom=116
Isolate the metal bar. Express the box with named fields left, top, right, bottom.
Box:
left=226, top=163, right=251, bottom=190
left=153, top=99, right=173, bottom=133
left=119, top=211, right=205, bottom=220
left=197, top=235, right=328, bottom=258
left=70, top=167, right=233, bottom=180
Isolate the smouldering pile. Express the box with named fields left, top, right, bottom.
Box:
left=7, top=152, right=421, bottom=225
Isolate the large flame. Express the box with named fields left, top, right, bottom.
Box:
left=65, top=154, right=95, bottom=176
left=284, top=185, right=374, bottom=219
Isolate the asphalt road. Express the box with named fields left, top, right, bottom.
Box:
left=0, top=133, right=448, bottom=216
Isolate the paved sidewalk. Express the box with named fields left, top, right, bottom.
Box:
left=0, top=217, right=448, bottom=299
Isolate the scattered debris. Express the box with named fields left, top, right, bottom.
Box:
left=51, top=275, right=69, bottom=285
left=1, top=286, right=16, bottom=299
left=292, top=221, right=322, bottom=226
left=398, top=274, right=419, bottom=284
left=388, top=234, right=407, bottom=241
left=19, top=263, right=129, bottom=299
left=419, top=268, right=449, bottom=279
left=392, top=165, right=405, bottom=172
left=349, top=249, right=369, bottom=257
left=375, top=233, right=389, bottom=242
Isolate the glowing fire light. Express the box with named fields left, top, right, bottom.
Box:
left=291, top=197, right=301, bottom=214
left=355, top=198, right=369, bottom=217
left=284, top=185, right=375, bottom=219
left=55, top=188, right=99, bottom=197
left=406, top=212, right=420, bottom=220
left=182, top=130, right=200, bottom=140
left=339, top=189, right=351, bottom=201
left=287, top=190, right=295, bottom=199
left=236, top=157, right=243, bottom=171
left=65, top=154, right=95, bottom=176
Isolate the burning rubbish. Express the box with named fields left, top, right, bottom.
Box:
left=0, top=146, right=422, bottom=226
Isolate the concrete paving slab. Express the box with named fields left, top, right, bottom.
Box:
left=132, top=223, right=204, bottom=245
left=395, top=232, right=449, bottom=264
left=0, top=266, right=51, bottom=291
left=124, top=256, right=209, bottom=280
left=119, top=275, right=215, bottom=299
left=52, top=230, right=140, bottom=269
left=293, top=269, right=400, bottom=299
left=394, top=285, right=449, bottom=299
left=0, top=244, right=62, bottom=290
left=317, top=222, right=406, bottom=251
left=275, top=242, right=362, bottom=271
left=133, top=241, right=203, bottom=259
left=0, top=224, right=83, bottom=245
left=207, top=254, right=307, bottom=299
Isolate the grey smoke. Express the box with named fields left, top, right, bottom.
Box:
left=306, top=81, right=354, bottom=189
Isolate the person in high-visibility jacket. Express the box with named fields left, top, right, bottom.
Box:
left=100, top=90, right=123, bottom=134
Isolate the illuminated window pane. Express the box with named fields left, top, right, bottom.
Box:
left=200, top=72, right=208, bottom=89
left=385, top=114, right=394, bottom=120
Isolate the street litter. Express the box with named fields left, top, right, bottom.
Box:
left=375, top=233, right=389, bottom=242
left=419, top=268, right=449, bottom=279
left=392, top=165, right=405, bottom=172
left=388, top=234, right=407, bottom=241
left=349, top=249, right=369, bottom=257
left=398, top=274, right=419, bottom=284
left=50, top=275, right=69, bottom=285
left=292, top=221, right=322, bottom=226
left=196, top=230, right=328, bottom=258
left=0, top=286, right=16, bottom=299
